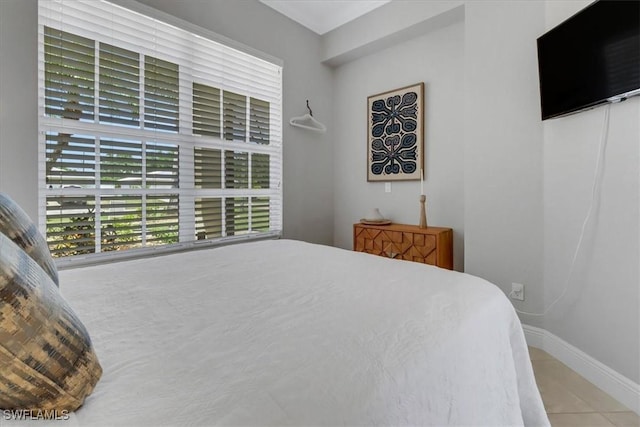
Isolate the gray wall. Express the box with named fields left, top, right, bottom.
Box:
left=329, top=1, right=545, bottom=318
left=332, top=20, right=465, bottom=272
left=543, top=0, right=640, bottom=384
left=0, top=0, right=38, bottom=219
left=326, top=0, right=639, bottom=386
left=463, top=1, right=545, bottom=324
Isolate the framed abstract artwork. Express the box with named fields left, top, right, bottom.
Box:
left=367, top=82, right=424, bottom=182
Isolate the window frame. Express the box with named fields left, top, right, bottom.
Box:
left=38, top=0, right=283, bottom=267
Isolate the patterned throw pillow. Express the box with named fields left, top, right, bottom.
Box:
left=0, top=233, right=102, bottom=411
left=0, top=193, right=59, bottom=287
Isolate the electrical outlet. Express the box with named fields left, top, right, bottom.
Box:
left=385, top=182, right=391, bottom=193
left=511, top=283, right=525, bottom=301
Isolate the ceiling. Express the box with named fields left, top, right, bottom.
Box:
left=260, top=0, right=391, bottom=35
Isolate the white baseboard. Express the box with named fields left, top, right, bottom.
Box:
left=523, top=324, right=640, bottom=415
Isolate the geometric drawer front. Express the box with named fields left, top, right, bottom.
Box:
left=353, top=223, right=453, bottom=270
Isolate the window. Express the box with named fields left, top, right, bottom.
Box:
left=38, top=0, right=282, bottom=262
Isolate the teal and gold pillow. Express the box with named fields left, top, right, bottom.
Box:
left=0, top=233, right=102, bottom=411
left=0, top=193, right=58, bottom=287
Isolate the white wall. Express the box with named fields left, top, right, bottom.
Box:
left=0, top=0, right=335, bottom=245
left=542, top=1, right=640, bottom=384
left=332, top=20, right=465, bottom=271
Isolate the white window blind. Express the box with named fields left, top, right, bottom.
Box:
left=38, top=0, right=282, bottom=263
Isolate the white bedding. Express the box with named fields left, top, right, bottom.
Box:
left=55, top=239, right=547, bottom=426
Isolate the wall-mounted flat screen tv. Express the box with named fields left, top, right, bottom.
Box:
left=537, top=0, right=640, bottom=120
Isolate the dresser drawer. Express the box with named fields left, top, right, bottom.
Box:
left=353, top=223, right=453, bottom=270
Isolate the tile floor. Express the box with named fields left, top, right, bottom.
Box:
left=529, top=346, right=639, bottom=427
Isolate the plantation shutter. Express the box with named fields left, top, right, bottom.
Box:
left=100, top=195, right=143, bottom=252
left=44, top=27, right=95, bottom=121
left=225, top=151, right=249, bottom=189
left=146, top=143, right=179, bottom=188
left=100, top=138, right=143, bottom=187
left=194, top=148, right=222, bottom=189
left=46, top=196, right=96, bottom=257
left=223, top=91, right=246, bottom=141
left=225, top=197, right=249, bottom=236
left=144, top=56, right=179, bottom=132
left=146, top=194, right=180, bottom=245
left=39, top=0, right=282, bottom=265
left=250, top=98, right=270, bottom=145
left=252, top=153, right=270, bottom=189
left=99, top=43, right=140, bottom=126
left=193, top=83, right=221, bottom=137
left=251, top=197, right=270, bottom=231
left=195, top=198, right=223, bottom=240
left=46, top=133, right=96, bottom=188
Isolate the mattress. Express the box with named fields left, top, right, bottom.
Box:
left=47, top=239, right=547, bottom=426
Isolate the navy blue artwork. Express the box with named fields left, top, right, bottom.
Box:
left=367, top=83, right=423, bottom=181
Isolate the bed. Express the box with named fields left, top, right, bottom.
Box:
left=34, top=238, right=549, bottom=426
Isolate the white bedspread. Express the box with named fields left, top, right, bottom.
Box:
left=55, top=239, right=547, bottom=426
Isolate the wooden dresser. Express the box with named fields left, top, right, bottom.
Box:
left=353, top=223, right=453, bottom=270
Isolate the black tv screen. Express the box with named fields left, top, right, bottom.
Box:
left=537, top=0, right=640, bottom=120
